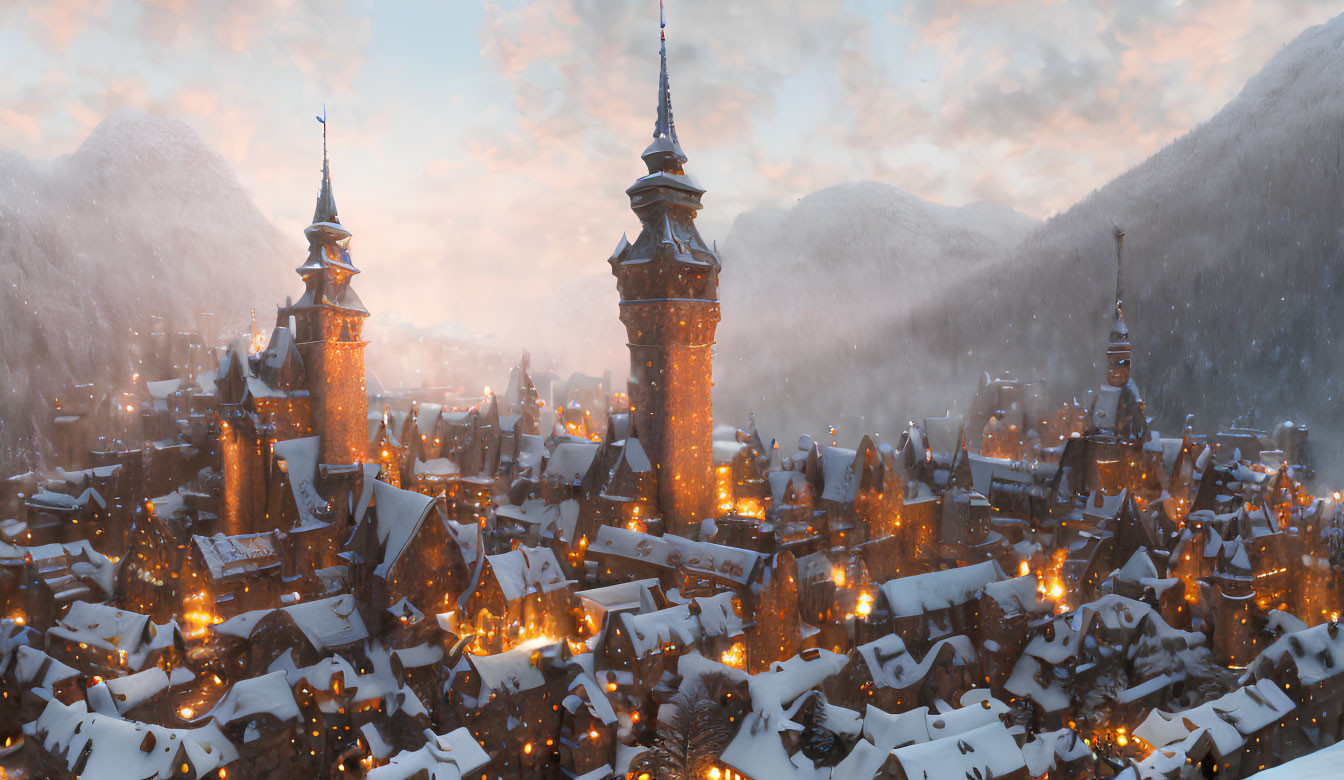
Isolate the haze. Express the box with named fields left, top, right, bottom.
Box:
left=4, top=0, right=1344, bottom=471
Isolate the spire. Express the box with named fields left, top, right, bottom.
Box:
left=1112, top=224, right=1125, bottom=318
left=642, top=0, right=687, bottom=173
left=313, top=106, right=339, bottom=225
left=1105, top=224, right=1132, bottom=388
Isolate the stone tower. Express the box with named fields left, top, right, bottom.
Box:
left=608, top=16, right=720, bottom=537
left=278, top=125, right=369, bottom=466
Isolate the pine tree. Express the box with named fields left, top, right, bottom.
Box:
left=648, top=681, right=736, bottom=780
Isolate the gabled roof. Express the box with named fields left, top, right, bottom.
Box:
left=485, top=546, right=569, bottom=603
left=210, top=670, right=301, bottom=724
left=878, top=560, right=1006, bottom=618
left=281, top=593, right=368, bottom=652
left=191, top=532, right=279, bottom=581
left=272, top=437, right=327, bottom=530
left=371, top=480, right=437, bottom=579
left=544, top=440, right=601, bottom=484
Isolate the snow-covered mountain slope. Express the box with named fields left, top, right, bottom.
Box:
left=714, top=182, right=1037, bottom=439
left=0, top=109, right=291, bottom=466
left=716, top=13, right=1344, bottom=477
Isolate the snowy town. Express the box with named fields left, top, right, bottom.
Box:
left=4, top=16, right=1344, bottom=780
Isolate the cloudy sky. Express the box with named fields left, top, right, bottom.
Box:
left=2, top=0, right=1343, bottom=342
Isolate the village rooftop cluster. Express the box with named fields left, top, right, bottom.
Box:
left=1, top=16, right=1342, bottom=780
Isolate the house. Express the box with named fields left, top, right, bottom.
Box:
left=365, top=727, right=491, bottom=780
left=46, top=601, right=181, bottom=677
left=23, top=697, right=239, bottom=780
left=868, top=560, right=1006, bottom=653
left=1134, top=678, right=1295, bottom=778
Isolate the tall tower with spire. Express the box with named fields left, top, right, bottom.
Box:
left=279, top=117, right=369, bottom=466
left=608, top=7, right=721, bottom=537
left=1091, top=225, right=1146, bottom=441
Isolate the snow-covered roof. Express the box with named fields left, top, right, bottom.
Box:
left=485, top=546, right=569, bottom=602
left=366, top=727, right=491, bottom=780
left=14, top=646, right=79, bottom=691
left=1080, top=593, right=1155, bottom=632
left=413, top=458, right=460, bottom=477
left=213, top=608, right=272, bottom=640
left=861, top=704, right=932, bottom=750
left=878, top=559, right=1006, bottom=618
left=768, top=470, right=808, bottom=505
left=983, top=573, right=1040, bottom=614
left=543, top=441, right=600, bottom=484
left=1114, top=547, right=1160, bottom=582
left=576, top=578, right=661, bottom=616
left=967, top=453, right=1036, bottom=493
left=662, top=534, right=764, bottom=585
left=210, top=670, right=301, bottom=724
left=592, top=525, right=673, bottom=568
left=1021, top=728, right=1091, bottom=777
left=494, top=498, right=580, bottom=541
left=857, top=633, right=976, bottom=691
left=281, top=593, right=368, bottom=652
left=1135, top=679, right=1293, bottom=761
left=747, top=649, right=848, bottom=728
left=694, top=591, right=745, bottom=638
left=272, top=436, right=327, bottom=530
left=372, top=480, right=437, bottom=579
left=618, top=605, right=699, bottom=659
left=891, top=721, right=1024, bottom=780
left=466, top=636, right=559, bottom=695
left=145, top=378, right=182, bottom=400
left=27, top=486, right=105, bottom=512
left=191, top=532, right=279, bottom=580
left=564, top=670, right=619, bottom=726
left=25, top=697, right=238, bottom=780
left=1005, top=654, right=1071, bottom=714
left=719, top=711, right=827, bottom=780
left=1247, top=621, right=1344, bottom=686
left=99, top=667, right=168, bottom=716
left=1081, top=488, right=1127, bottom=523
left=50, top=601, right=153, bottom=656
left=819, top=446, right=858, bottom=503
left=622, top=437, right=652, bottom=473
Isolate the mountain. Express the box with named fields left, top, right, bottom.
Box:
left=0, top=109, right=293, bottom=466
left=714, top=14, right=1344, bottom=478
left=713, top=182, right=1038, bottom=442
